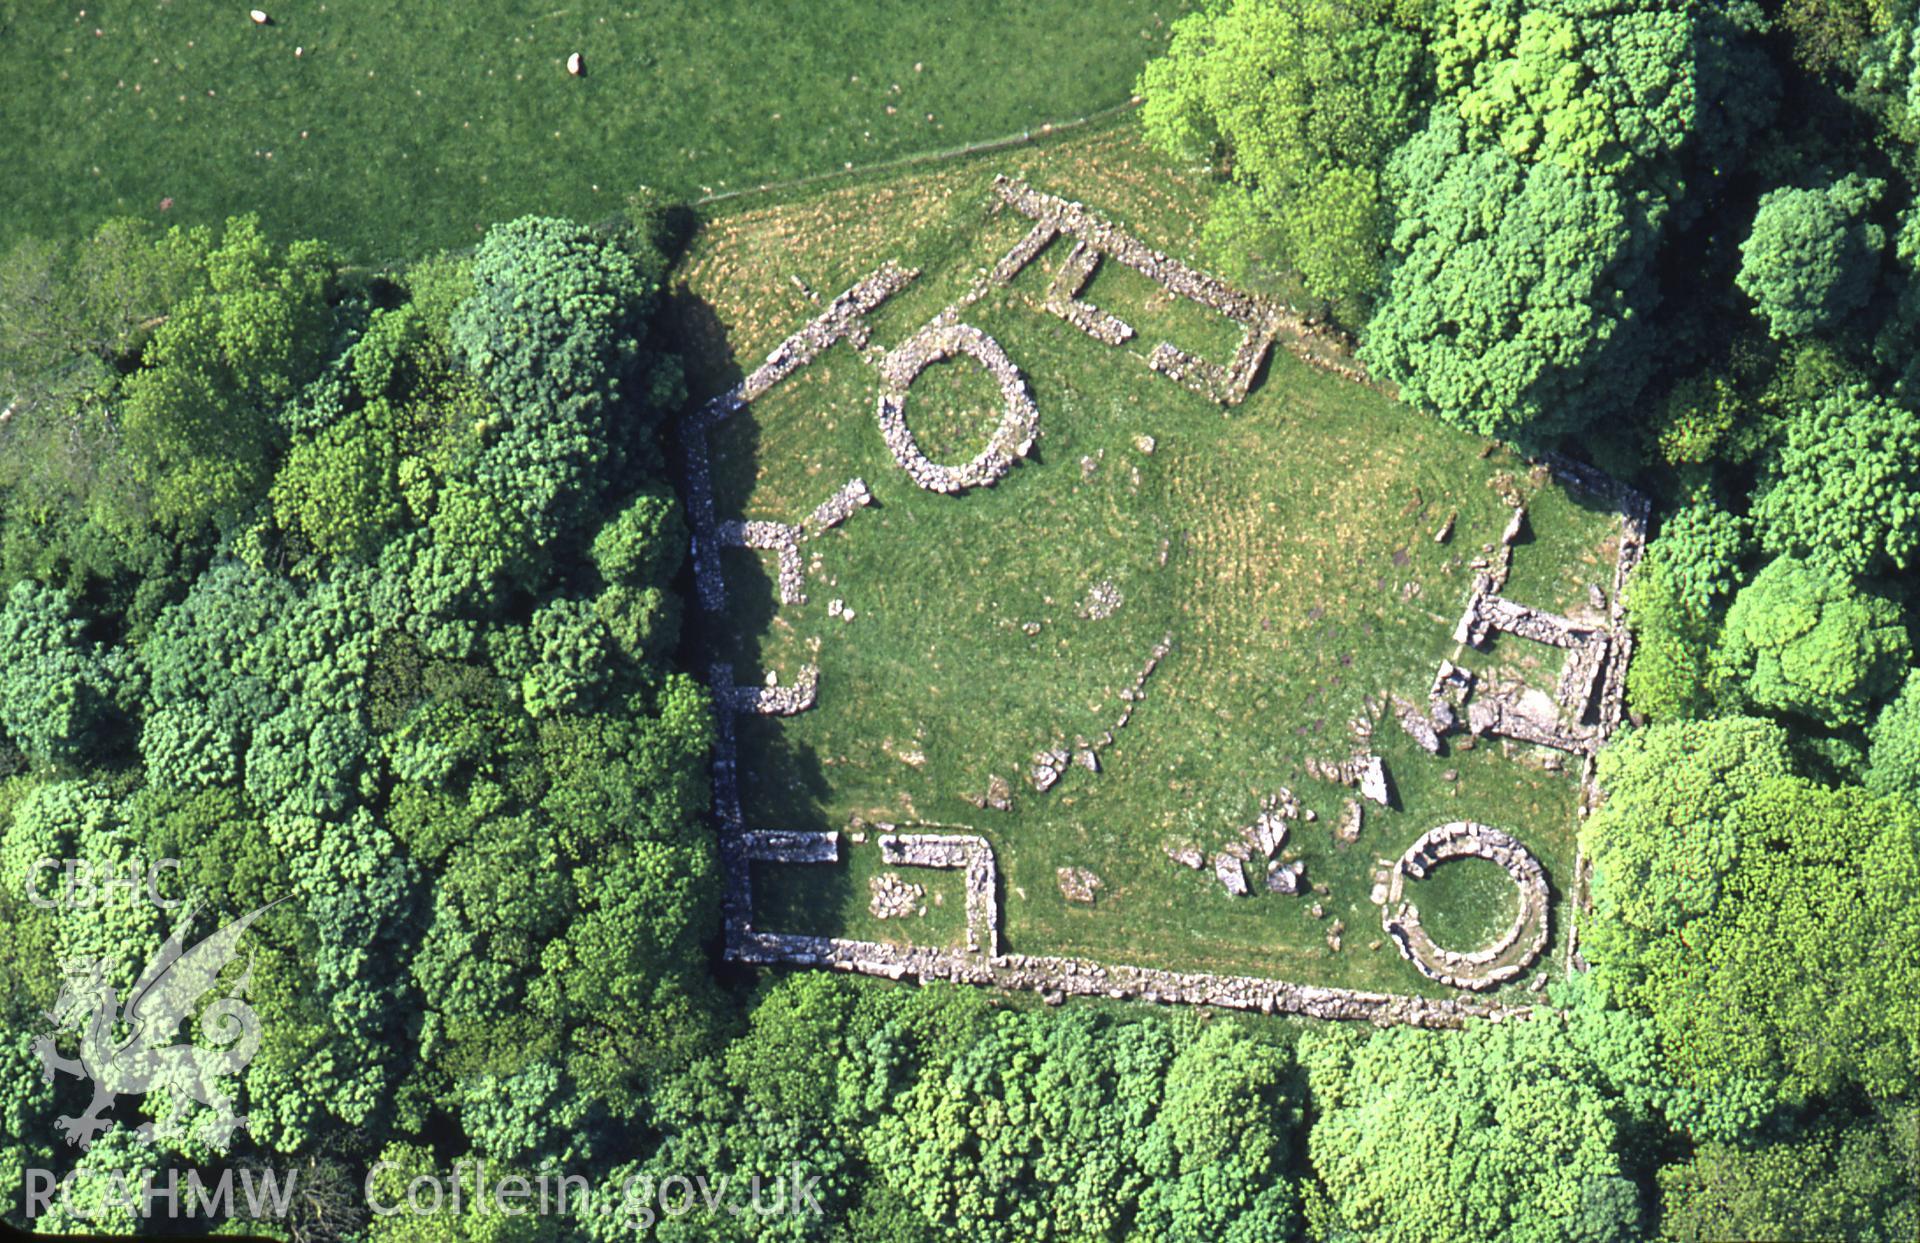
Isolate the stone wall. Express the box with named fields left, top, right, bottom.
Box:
left=876, top=322, right=1040, bottom=494
left=715, top=518, right=807, bottom=605
left=1379, top=821, right=1550, bottom=991
left=990, top=175, right=1284, bottom=406
left=805, top=477, right=874, bottom=535
left=880, top=832, right=1000, bottom=956
left=741, top=830, right=840, bottom=864
left=727, top=927, right=1528, bottom=1029
left=711, top=661, right=819, bottom=717
left=1443, top=454, right=1651, bottom=783
left=683, top=263, right=918, bottom=615
left=1042, top=240, right=1136, bottom=346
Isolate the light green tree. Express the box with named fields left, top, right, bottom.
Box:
left=1302, top=1017, right=1642, bottom=1243
left=1869, top=669, right=1920, bottom=799
left=1137, top=0, right=1424, bottom=309
left=114, top=215, right=335, bottom=537
left=1752, top=385, right=1920, bottom=577
left=1715, top=555, right=1909, bottom=727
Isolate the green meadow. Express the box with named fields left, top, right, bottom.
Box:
left=676, top=123, right=1627, bottom=1001
left=0, top=0, right=1187, bottom=262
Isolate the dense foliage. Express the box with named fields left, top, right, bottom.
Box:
left=0, top=208, right=723, bottom=1238
left=1139, top=0, right=1426, bottom=313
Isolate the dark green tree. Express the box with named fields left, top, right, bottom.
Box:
left=1737, top=175, right=1885, bottom=338
left=1752, top=385, right=1920, bottom=578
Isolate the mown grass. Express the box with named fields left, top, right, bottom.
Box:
left=674, top=122, right=1625, bottom=1003
left=0, top=1, right=1189, bottom=262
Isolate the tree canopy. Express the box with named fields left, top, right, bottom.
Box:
left=1737, top=175, right=1886, bottom=339
left=1714, top=555, right=1910, bottom=728
left=1138, top=0, right=1425, bottom=310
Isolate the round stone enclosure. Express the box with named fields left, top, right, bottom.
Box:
left=876, top=322, right=1039, bottom=494
left=1381, top=821, right=1550, bottom=992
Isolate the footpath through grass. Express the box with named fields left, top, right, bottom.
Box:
left=0, top=1, right=1188, bottom=262
left=676, top=122, right=1626, bottom=1002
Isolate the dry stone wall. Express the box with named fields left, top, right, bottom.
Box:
left=683, top=263, right=916, bottom=613
left=1043, top=240, right=1136, bottom=346
left=711, top=661, right=819, bottom=717
left=880, top=832, right=1001, bottom=956
left=1378, top=821, right=1550, bottom=991
left=740, top=830, right=840, bottom=864
left=805, top=477, right=874, bottom=535
left=1445, top=457, right=1650, bottom=775
left=716, top=518, right=807, bottom=605
left=989, top=175, right=1284, bottom=405
left=877, top=322, right=1040, bottom=494
left=728, top=927, right=1528, bottom=1028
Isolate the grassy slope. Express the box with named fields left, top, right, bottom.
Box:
left=0, top=0, right=1187, bottom=262
left=678, top=122, right=1626, bottom=1003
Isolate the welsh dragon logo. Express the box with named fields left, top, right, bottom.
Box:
left=32, top=901, right=283, bottom=1151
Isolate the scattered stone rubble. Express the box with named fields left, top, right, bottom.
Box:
left=1029, top=744, right=1071, bottom=792
left=1164, top=842, right=1206, bottom=870
left=965, top=773, right=1015, bottom=812
left=877, top=321, right=1039, bottom=494
left=1267, top=859, right=1306, bottom=894
left=1082, top=579, right=1124, bottom=620
left=1306, top=752, right=1392, bottom=807
left=1393, top=694, right=1442, bottom=754
left=1429, top=660, right=1473, bottom=732
left=1380, top=821, right=1550, bottom=991
left=1335, top=798, right=1363, bottom=845
left=1214, top=853, right=1250, bottom=896
left=804, top=477, right=874, bottom=535
left=1243, top=793, right=1291, bottom=857
left=1056, top=866, right=1102, bottom=905
left=1032, top=635, right=1173, bottom=793
left=869, top=871, right=924, bottom=919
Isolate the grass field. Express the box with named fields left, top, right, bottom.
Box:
left=0, top=0, right=1188, bottom=262
left=674, top=122, right=1628, bottom=1003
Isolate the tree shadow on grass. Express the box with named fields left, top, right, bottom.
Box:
left=737, top=711, right=833, bottom=835
left=664, top=287, right=746, bottom=401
